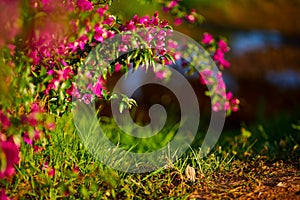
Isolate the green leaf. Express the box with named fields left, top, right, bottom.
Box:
left=241, top=128, right=252, bottom=139
left=119, top=102, right=126, bottom=113
left=292, top=124, right=300, bottom=131
left=165, top=53, right=175, bottom=64
left=40, top=66, right=47, bottom=76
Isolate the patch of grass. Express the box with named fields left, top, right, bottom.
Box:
left=0, top=112, right=299, bottom=199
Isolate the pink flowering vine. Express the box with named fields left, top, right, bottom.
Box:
left=0, top=0, right=240, bottom=184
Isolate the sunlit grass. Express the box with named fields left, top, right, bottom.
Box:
left=0, top=112, right=299, bottom=199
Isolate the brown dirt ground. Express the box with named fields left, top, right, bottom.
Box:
left=188, top=160, right=300, bottom=199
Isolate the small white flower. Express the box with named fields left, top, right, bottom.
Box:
left=185, top=165, right=196, bottom=183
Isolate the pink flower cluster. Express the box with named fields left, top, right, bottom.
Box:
left=27, top=1, right=115, bottom=105
left=163, top=0, right=179, bottom=12
left=201, top=33, right=230, bottom=69
left=77, top=0, right=93, bottom=11
left=198, top=33, right=239, bottom=112
left=225, top=92, right=240, bottom=112
left=162, top=0, right=202, bottom=26
left=68, top=4, right=113, bottom=52
left=0, top=0, right=240, bottom=187
left=0, top=189, right=10, bottom=200
left=185, top=9, right=197, bottom=23
left=199, top=70, right=239, bottom=112
left=0, top=102, right=55, bottom=179
left=119, top=12, right=169, bottom=32
left=75, top=12, right=175, bottom=104
left=43, top=161, right=55, bottom=177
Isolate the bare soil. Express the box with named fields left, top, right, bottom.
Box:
left=188, top=160, right=300, bottom=199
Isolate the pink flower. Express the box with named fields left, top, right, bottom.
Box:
left=82, top=94, right=93, bottom=104
left=22, top=115, right=38, bottom=126
left=160, top=20, right=169, bottom=28
left=20, top=103, right=44, bottom=126
left=139, top=16, right=150, bottom=25
left=0, top=110, right=10, bottom=129
left=163, top=0, right=179, bottom=12
left=168, top=0, right=179, bottom=8
left=199, top=69, right=214, bottom=85
left=121, top=34, right=131, bottom=44
left=201, top=33, right=213, bottom=45
left=92, top=77, right=105, bottom=97
left=225, top=92, right=240, bottom=112
left=43, top=162, right=49, bottom=170
left=67, top=42, right=78, bottom=52
left=118, top=44, right=128, bottom=52
left=232, top=105, right=239, bottom=112
left=173, top=52, right=181, bottom=60
left=23, top=129, right=42, bottom=146
left=94, top=25, right=106, bottom=42
left=97, top=5, right=108, bottom=17
left=223, top=101, right=230, bottom=111
left=0, top=137, right=20, bottom=178
left=92, top=82, right=103, bottom=97
left=43, top=162, right=55, bottom=177
left=212, top=102, right=221, bottom=112
left=73, top=166, right=80, bottom=173
left=167, top=40, right=178, bottom=49
left=126, top=20, right=135, bottom=31
left=70, top=84, right=81, bottom=99
left=76, top=0, right=93, bottom=11
left=33, top=130, right=42, bottom=140
left=46, top=122, right=56, bottom=131
left=23, top=132, right=33, bottom=146
left=155, top=70, right=168, bottom=79
left=151, top=12, right=160, bottom=26
left=47, top=69, right=55, bottom=76
left=77, top=35, right=89, bottom=51
left=33, top=146, right=43, bottom=153
left=226, top=92, right=233, bottom=100
left=0, top=189, right=10, bottom=200
left=58, top=67, right=73, bottom=81
left=44, top=79, right=60, bottom=94
left=31, top=103, right=44, bottom=113
left=231, top=98, right=240, bottom=106
left=186, top=14, right=196, bottom=23
left=107, top=30, right=115, bottom=39
left=7, top=44, right=16, bottom=56
left=103, top=16, right=115, bottom=26
left=213, top=49, right=230, bottom=68
left=219, top=58, right=230, bottom=68
left=159, top=48, right=167, bottom=56
left=216, top=79, right=226, bottom=96
left=28, top=50, right=41, bottom=65
left=218, top=39, right=230, bottom=53
left=48, top=168, right=55, bottom=177
left=114, top=63, right=121, bottom=72
left=173, top=18, right=183, bottom=26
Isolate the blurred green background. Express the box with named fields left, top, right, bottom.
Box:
left=109, top=0, right=300, bottom=130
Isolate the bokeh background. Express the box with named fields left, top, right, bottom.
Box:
left=109, top=0, right=300, bottom=133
